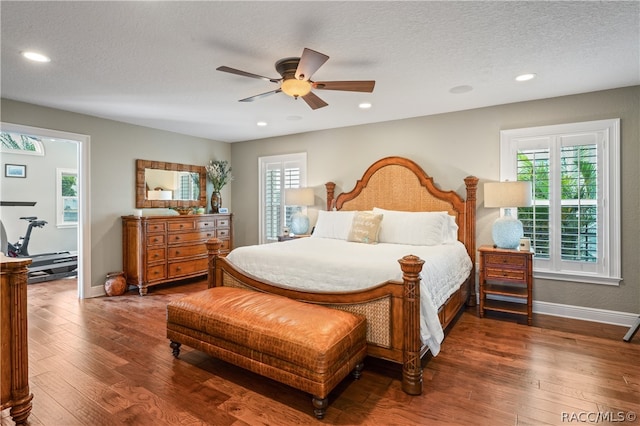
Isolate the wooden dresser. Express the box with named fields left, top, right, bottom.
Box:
left=1, top=255, right=33, bottom=424
left=122, top=214, right=232, bottom=295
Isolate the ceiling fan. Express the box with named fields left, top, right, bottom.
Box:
left=216, top=48, right=375, bottom=110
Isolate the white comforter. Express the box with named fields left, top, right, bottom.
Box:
left=226, top=237, right=472, bottom=356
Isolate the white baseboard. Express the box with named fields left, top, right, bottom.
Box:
left=485, top=294, right=639, bottom=327
left=533, top=300, right=639, bottom=327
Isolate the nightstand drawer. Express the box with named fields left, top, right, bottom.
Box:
left=485, top=267, right=526, bottom=281
left=484, top=253, right=526, bottom=268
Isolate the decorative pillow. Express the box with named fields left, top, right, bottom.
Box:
left=312, top=210, right=356, bottom=240
left=443, top=214, right=459, bottom=243
left=372, top=208, right=454, bottom=246
left=347, top=211, right=383, bottom=244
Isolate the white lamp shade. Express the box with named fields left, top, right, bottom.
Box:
left=285, top=188, right=314, bottom=206
left=484, top=181, right=532, bottom=208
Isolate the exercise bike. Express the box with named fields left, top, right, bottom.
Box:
left=6, top=216, right=78, bottom=284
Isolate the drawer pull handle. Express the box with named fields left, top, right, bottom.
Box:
left=175, top=251, right=180, bottom=255
left=207, top=233, right=212, bottom=237
left=174, top=237, right=180, bottom=241
left=153, top=238, right=158, bottom=243
left=176, top=267, right=181, bottom=271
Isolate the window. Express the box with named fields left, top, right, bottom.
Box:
left=500, top=119, right=620, bottom=285
left=258, top=153, right=307, bottom=244
left=57, top=168, right=78, bottom=227
left=0, top=132, right=45, bottom=155
left=177, top=171, right=199, bottom=200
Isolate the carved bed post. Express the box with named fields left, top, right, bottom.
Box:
left=325, top=182, right=336, bottom=211
left=464, top=176, right=478, bottom=306
left=206, top=238, right=223, bottom=288
left=398, top=254, right=425, bottom=395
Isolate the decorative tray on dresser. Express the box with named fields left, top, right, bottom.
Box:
left=122, top=214, right=232, bottom=295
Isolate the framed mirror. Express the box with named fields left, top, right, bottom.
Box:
left=136, top=159, right=206, bottom=208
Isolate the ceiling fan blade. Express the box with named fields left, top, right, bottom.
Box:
left=239, top=89, right=282, bottom=102
left=313, top=80, right=376, bottom=92
left=295, top=48, right=329, bottom=81
left=301, top=91, right=328, bottom=110
left=217, top=66, right=280, bottom=83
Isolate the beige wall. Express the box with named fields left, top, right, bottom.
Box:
left=230, top=86, right=640, bottom=314
left=1, top=98, right=230, bottom=290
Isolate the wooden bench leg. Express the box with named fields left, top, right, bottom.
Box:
left=352, top=362, right=364, bottom=380
left=312, top=396, right=328, bottom=419
left=170, top=341, right=181, bottom=358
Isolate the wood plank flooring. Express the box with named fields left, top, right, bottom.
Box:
left=2, top=278, right=638, bottom=425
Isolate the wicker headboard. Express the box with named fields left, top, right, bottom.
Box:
left=325, top=156, right=478, bottom=263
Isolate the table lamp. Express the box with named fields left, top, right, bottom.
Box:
left=484, top=181, right=532, bottom=249
left=285, top=188, right=314, bottom=235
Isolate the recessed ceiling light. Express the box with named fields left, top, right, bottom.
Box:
left=449, top=85, right=473, bottom=94
left=515, top=73, right=536, bottom=82
left=21, top=51, right=51, bottom=63
left=359, top=102, right=372, bottom=109
left=256, top=121, right=267, bottom=127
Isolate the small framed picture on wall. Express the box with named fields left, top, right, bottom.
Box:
left=5, top=164, right=26, bottom=178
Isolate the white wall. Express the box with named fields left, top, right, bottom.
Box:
left=230, top=86, right=640, bottom=315
left=1, top=98, right=230, bottom=291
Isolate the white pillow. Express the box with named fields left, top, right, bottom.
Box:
left=443, top=214, right=459, bottom=243
left=312, top=210, right=356, bottom=240
left=372, top=208, right=455, bottom=246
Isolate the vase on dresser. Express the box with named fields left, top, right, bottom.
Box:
left=210, top=191, right=221, bottom=213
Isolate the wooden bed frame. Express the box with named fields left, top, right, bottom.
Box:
left=206, top=156, right=478, bottom=395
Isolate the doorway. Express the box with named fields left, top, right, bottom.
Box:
left=0, top=122, right=91, bottom=298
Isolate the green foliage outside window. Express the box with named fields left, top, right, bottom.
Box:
left=517, top=145, right=598, bottom=263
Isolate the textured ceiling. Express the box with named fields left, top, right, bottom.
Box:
left=1, top=1, right=638, bottom=143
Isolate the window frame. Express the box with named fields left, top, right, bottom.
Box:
left=500, top=119, right=621, bottom=285
left=258, top=153, right=307, bottom=244
left=56, top=168, right=79, bottom=228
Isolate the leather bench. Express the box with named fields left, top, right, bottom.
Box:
left=166, top=286, right=367, bottom=419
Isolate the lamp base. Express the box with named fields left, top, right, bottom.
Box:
left=492, top=215, right=524, bottom=249
left=290, top=211, right=309, bottom=235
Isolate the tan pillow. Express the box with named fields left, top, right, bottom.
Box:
left=347, top=211, right=383, bottom=244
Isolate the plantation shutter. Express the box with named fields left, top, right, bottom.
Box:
left=259, top=153, right=307, bottom=244
left=559, top=144, right=598, bottom=262
left=518, top=147, right=550, bottom=259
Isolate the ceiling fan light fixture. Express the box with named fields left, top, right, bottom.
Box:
left=281, top=78, right=311, bottom=98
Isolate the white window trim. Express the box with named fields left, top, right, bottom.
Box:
left=500, top=118, right=621, bottom=285
left=258, top=152, right=307, bottom=244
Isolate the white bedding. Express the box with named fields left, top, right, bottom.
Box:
left=225, top=237, right=472, bottom=356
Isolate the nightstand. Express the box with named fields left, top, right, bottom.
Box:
left=478, top=245, right=534, bottom=325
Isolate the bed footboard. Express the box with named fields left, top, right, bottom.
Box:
left=206, top=238, right=427, bottom=395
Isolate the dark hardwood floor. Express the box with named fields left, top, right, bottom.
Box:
left=2, top=278, right=638, bottom=426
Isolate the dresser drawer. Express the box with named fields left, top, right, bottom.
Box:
left=146, top=264, right=166, bottom=281
left=168, top=257, right=208, bottom=278
left=147, top=247, right=166, bottom=263
left=168, top=220, right=196, bottom=232
left=216, top=218, right=230, bottom=228
left=147, top=234, right=166, bottom=246
left=168, top=230, right=215, bottom=244
left=216, top=228, right=230, bottom=238
left=197, top=220, right=216, bottom=230
left=484, top=253, right=526, bottom=268
left=146, top=222, right=166, bottom=233
left=168, top=244, right=207, bottom=259
left=485, top=267, right=526, bottom=282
